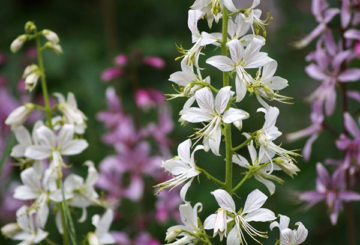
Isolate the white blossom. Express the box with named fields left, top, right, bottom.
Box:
left=165, top=202, right=203, bottom=245
left=255, top=106, right=298, bottom=167
left=88, top=209, right=115, bottom=245
left=232, top=136, right=282, bottom=195
left=61, top=161, right=100, bottom=222
left=54, top=92, right=87, bottom=134
left=207, top=189, right=275, bottom=245
left=206, top=36, right=272, bottom=102
left=251, top=60, right=289, bottom=107
left=270, top=215, right=308, bottom=245
left=25, top=124, right=88, bottom=169
left=5, top=103, right=35, bottom=128
left=181, top=86, right=249, bottom=155
left=156, top=139, right=204, bottom=201
left=2, top=206, right=48, bottom=245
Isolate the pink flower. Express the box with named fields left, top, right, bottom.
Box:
left=300, top=163, right=360, bottom=225
left=135, top=89, right=165, bottom=110
left=114, top=54, right=128, bottom=66
left=354, top=41, right=360, bottom=57
left=101, top=67, right=124, bottom=82
left=143, top=56, right=165, bottom=69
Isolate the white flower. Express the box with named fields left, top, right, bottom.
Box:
left=241, top=0, right=271, bottom=34
left=206, top=36, right=272, bottom=102
left=228, top=14, right=250, bottom=40
left=165, top=202, right=203, bottom=245
left=3, top=206, right=48, bottom=245
left=191, top=0, right=238, bottom=27
left=169, top=59, right=211, bottom=98
left=232, top=136, right=283, bottom=195
left=179, top=10, right=221, bottom=69
left=13, top=163, right=52, bottom=223
left=204, top=207, right=228, bottom=241
left=61, top=161, right=100, bottom=222
left=180, top=86, right=249, bottom=155
left=42, top=29, right=60, bottom=43
left=88, top=209, right=115, bottom=245
left=208, top=189, right=275, bottom=245
left=156, top=139, right=203, bottom=201
left=10, top=34, right=27, bottom=53
left=251, top=60, right=289, bottom=107
left=11, top=126, right=33, bottom=158
left=270, top=215, right=308, bottom=245
left=5, top=103, right=35, bottom=128
left=54, top=92, right=87, bottom=134
left=25, top=124, right=88, bottom=168
left=255, top=107, right=298, bottom=167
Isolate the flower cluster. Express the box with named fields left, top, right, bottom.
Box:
left=97, top=52, right=179, bottom=243
left=1, top=22, right=115, bottom=245
left=157, top=1, right=308, bottom=244
left=289, top=0, right=360, bottom=226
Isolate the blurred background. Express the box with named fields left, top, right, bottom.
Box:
left=0, top=0, right=360, bottom=244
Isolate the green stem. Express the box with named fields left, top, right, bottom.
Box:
left=35, top=33, right=53, bottom=129
left=232, top=171, right=252, bottom=193
left=56, top=179, right=70, bottom=245
left=221, top=8, right=233, bottom=193
left=45, top=238, right=59, bottom=245
left=197, top=167, right=225, bottom=187
left=232, top=136, right=254, bottom=152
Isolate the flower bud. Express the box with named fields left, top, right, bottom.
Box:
left=23, top=64, right=38, bottom=78
left=88, top=232, right=100, bottom=245
left=25, top=72, right=40, bottom=92
left=214, top=208, right=227, bottom=241
left=45, top=42, right=63, bottom=54
left=24, top=21, right=36, bottom=33
left=165, top=228, right=181, bottom=242
left=10, top=35, right=27, bottom=53
left=5, top=103, right=35, bottom=128
left=1, top=223, right=19, bottom=237
left=273, top=157, right=300, bottom=178
left=143, top=56, right=165, bottom=69
left=114, top=54, right=128, bottom=66
left=42, top=29, right=60, bottom=43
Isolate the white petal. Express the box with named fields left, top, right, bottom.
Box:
left=255, top=175, right=276, bottom=195
left=61, top=139, right=88, bottom=155
left=223, top=108, right=249, bottom=123
left=244, top=208, right=276, bottom=222
left=294, top=222, right=308, bottom=244
left=227, top=39, right=243, bottom=62
left=223, top=0, right=238, bottom=11
left=215, top=86, right=232, bottom=114
left=58, top=124, right=75, bottom=148
left=235, top=75, right=247, bottom=102
left=232, top=154, right=250, bottom=168
left=208, top=121, right=222, bottom=156
left=25, top=145, right=51, bottom=160
left=211, top=189, right=236, bottom=212
left=227, top=227, right=240, bottom=245
left=204, top=214, right=216, bottom=230
left=178, top=139, right=192, bottom=163
left=14, top=186, right=39, bottom=200
left=36, top=126, right=56, bottom=148
left=180, top=178, right=194, bottom=201
left=243, top=189, right=268, bottom=214
left=181, top=107, right=213, bottom=122
left=206, top=55, right=235, bottom=72
left=196, top=87, right=214, bottom=111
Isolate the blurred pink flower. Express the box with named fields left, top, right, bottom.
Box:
left=143, top=56, right=165, bottom=69
left=114, top=54, right=129, bottom=66
left=101, top=67, right=124, bottom=82
left=135, top=89, right=165, bottom=110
